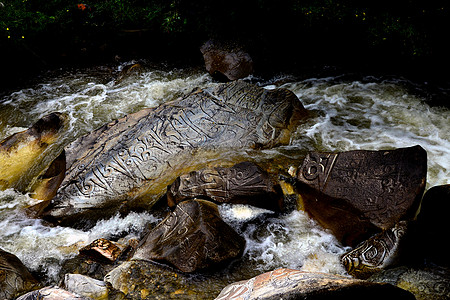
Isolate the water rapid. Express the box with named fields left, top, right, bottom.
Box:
left=0, top=63, right=448, bottom=296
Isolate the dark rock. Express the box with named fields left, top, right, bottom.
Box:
left=16, top=286, right=87, bottom=300
left=167, top=161, right=283, bottom=211
left=0, top=248, right=41, bottom=299
left=215, top=268, right=415, bottom=300
left=341, top=221, right=409, bottom=279
left=200, top=40, right=253, bottom=81
left=295, top=145, right=427, bottom=246
left=369, top=266, right=450, bottom=300
left=38, top=81, right=307, bottom=226
left=132, top=199, right=245, bottom=273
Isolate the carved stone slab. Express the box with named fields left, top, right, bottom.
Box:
left=167, top=161, right=283, bottom=211
left=215, top=268, right=415, bottom=299
left=342, top=221, right=408, bottom=279
left=296, top=145, right=426, bottom=246
left=132, top=199, right=245, bottom=273
left=40, top=81, right=307, bottom=225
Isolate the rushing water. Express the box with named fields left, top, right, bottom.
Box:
left=0, top=62, right=449, bottom=297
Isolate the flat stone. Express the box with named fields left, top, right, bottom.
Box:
left=64, top=274, right=108, bottom=300
left=16, top=286, right=87, bottom=300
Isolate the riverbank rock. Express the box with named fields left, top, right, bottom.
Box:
left=37, top=80, right=307, bottom=226
left=341, top=221, right=409, bottom=279
left=415, top=184, right=450, bottom=267
left=369, top=266, right=450, bottom=300
left=0, top=248, right=41, bottom=299
left=0, top=112, right=67, bottom=191
left=16, top=286, right=87, bottom=300
left=215, top=268, right=415, bottom=299
left=200, top=40, right=253, bottom=81
left=132, top=199, right=245, bottom=273
left=295, top=145, right=427, bottom=246
left=64, top=274, right=108, bottom=300
left=167, top=161, right=283, bottom=211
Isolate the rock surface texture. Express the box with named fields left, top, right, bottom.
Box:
left=38, top=81, right=307, bottom=225
left=215, top=268, right=415, bottom=300
left=132, top=199, right=245, bottom=272
left=295, top=145, right=427, bottom=246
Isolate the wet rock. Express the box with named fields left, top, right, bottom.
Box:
left=79, top=238, right=127, bottom=264
left=0, top=112, right=67, bottom=191
left=39, top=80, right=307, bottom=226
left=64, top=274, right=108, bottom=300
left=167, top=161, right=283, bottom=211
left=200, top=40, right=253, bottom=81
left=132, top=199, right=245, bottom=273
left=215, top=268, right=415, bottom=299
left=16, top=286, right=87, bottom=300
left=0, top=248, right=40, bottom=299
left=369, top=266, right=450, bottom=300
left=415, top=184, right=450, bottom=267
left=295, top=145, right=427, bottom=246
left=341, top=221, right=409, bottom=279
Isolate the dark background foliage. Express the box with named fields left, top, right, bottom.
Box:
left=1, top=0, right=450, bottom=89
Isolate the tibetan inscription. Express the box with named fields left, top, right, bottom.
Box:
left=296, top=146, right=426, bottom=246
left=39, top=81, right=307, bottom=225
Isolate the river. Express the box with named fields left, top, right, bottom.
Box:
left=0, top=62, right=449, bottom=297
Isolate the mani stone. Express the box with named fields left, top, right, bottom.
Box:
left=215, top=268, right=415, bottom=300
left=200, top=40, right=253, bottom=81
left=341, top=221, right=408, bottom=279
left=16, top=286, right=87, bottom=300
left=132, top=199, right=245, bottom=273
left=295, top=145, right=427, bottom=246
left=167, top=161, right=283, bottom=211
left=0, top=248, right=40, bottom=299
left=37, top=80, right=307, bottom=226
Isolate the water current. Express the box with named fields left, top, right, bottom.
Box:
left=0, top=62, right=449, bottom=296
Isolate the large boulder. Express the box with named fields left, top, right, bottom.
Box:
left=0, top=248, right=40, bottom=299
left=341, top=221, right=409, bottom=279
left=0, top=112, right=67, bottom=191
left=36, top=81, right=307, bottom=226
left=200, top=40, right=253, bottom=81
left=167, top=161, right=283, bottom=211
left=295, top=145, right=427, bottom=246
left=215, top=268, right=415, bottom=299
left=132, top=199, right=245, bottom=273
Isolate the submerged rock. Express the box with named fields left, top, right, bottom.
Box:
left=37, top=81, right=307, bottom=226
left=0, top=248, right=41, bottom=299
left=132, top=199, right=245, bottom=273
left=215, top=268, right=415, bottom=299
left=0, top=112, right=67, bottom=191
left=167, top=161, right=283, bottom=211
left=295, top=145, right=427, bottom=246
left=200, top=40, right=253, bottom=81
left=341, top=221, right=409, bottom=279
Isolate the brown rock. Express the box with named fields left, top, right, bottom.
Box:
left=295, top=145, right=427, bottom=246
left=200, top=40, right=253, bottom=81
left=132, top=199, right=245, bottom=273
left=342, top=221, right=409, bottom=279
left=79, top=238, right=127, bottom=263
left=167, top=161, right=283, bottom=211
left=215, top=268, right=415, bottom=300
left=0, top=248, right=41, bottom=299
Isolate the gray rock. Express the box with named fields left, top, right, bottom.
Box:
left=16, top=286, right=87, bottom=300
left=64, top=274, right=108, bottom=300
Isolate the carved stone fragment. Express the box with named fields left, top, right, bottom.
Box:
left=0, top=248, right=40, bottom=299
left=132, top=199, right=245, bottom=273
left=342, top=221, right=408, bottom=279
left=38, top=81, right=307, bottom=226
left=295, top=145, right=427, bottom=246
left=79, top=238, right=126, bottom=263
left=167, top=161, right=283, bottom=211
left=215, top=268, right=415, bottom=300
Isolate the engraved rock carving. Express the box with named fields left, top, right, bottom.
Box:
left=167, top=161, right=283, bottom=211
left=215, top=268, right=415, bottom=300
left=0, top=248, right=41, bottom=299
left=342, top=221, right=408, bottom=279
left=132, top=199, right=245, bottom=273
left=295, top=145, right=427, bottom=247
left=0, top=112, right=67, bottom=191
left=37, top=81, right=307, bottom=225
